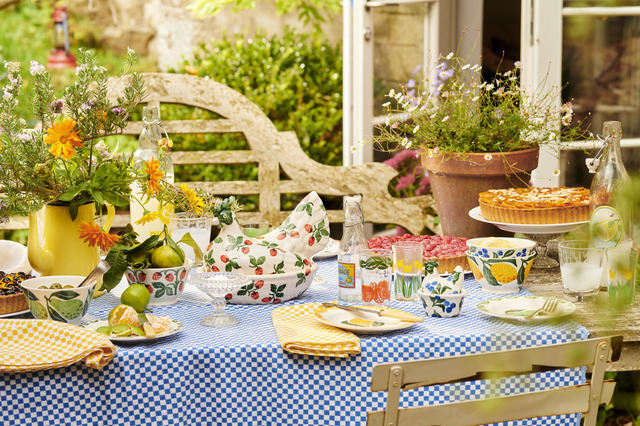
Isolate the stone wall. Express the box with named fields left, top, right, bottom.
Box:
left=65, top=0, right=424, bottom=84
left=68, top=0, right=344, bottom=71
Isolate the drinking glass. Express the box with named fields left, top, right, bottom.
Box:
left=558, top=240, right=603, bottom=301
left=189, top=272, right=249, bottom=327
left=606, top=245, right=638, bottom=308
left=358, top=248, right=392, bottom=307
left=170, top=213, right=212, bottom=266
left=392, top=241, right=424, bottom=301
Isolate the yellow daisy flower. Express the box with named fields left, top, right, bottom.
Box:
left=179, top=184, right=204, bottom=215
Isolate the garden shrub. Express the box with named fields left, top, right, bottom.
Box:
left=164, top=27, right=343, bottom=211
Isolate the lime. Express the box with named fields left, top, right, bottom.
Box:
left=108, top=304, right=139, bottom=327
left=96, top=326, right=112, bottom=336
left=130, top=325, right=145, bottom=337
left=110, top=324, right=133, bottom=337
left=121, top=284, right=151, bottom=313
left=138, top=313, right=149, bottom=326
left=151, top=244, right=184, bottom=268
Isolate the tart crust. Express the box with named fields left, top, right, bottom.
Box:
left=0, top=292, right=28, bottom=315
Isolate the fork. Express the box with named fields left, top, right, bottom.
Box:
left=523, top=297, right=558, bottom=321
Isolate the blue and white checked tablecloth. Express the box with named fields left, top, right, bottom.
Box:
left=1, top=259, right=588, bottom=426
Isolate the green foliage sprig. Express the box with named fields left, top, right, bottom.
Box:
left=175, top=27, right=343, bottom=167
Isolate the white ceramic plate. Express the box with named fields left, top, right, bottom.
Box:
left=477, top=296, right=576, bottom=322
left=0, top=309, right=31, bottom=319
left=315, top=306, right=416, bottom=334
left=312, top=239, right=340, bottom=260
left=81, top=319, right=184, bottom=342
left=469, top=206, right=587, bottom=234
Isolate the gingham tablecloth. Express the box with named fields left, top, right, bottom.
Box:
left=0, top=259, right=588, bottom=426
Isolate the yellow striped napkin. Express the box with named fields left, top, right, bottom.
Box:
left=272, top=303, right=360, bottom=357
left=0, top=319, right=116, bottom=372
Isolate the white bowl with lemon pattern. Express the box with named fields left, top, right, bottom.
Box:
left=466, top=237, right=536, bottom=259
left=466, top=251, right=536, bottom=294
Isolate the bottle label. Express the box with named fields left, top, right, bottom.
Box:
left=338, top=262, right=356, bottom=289
left=590, top=206, right=623, bottom=249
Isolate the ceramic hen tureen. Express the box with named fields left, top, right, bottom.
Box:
left=203, top=191, right=330, bottom=304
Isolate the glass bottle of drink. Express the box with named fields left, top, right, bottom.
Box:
left=338, top=196, right=367, bottom=302
left=130, top=106, right=174, bottom=241
left=588, top=121, right=632, bottom=288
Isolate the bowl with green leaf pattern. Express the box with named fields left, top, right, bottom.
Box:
left=20, top=275, right=96, bottom=325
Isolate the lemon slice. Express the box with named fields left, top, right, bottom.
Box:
left=478, top=238, right=518, bottom=249
left=590, top=206, right=623, bottom=248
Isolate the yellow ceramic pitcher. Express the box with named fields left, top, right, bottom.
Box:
left=28, top=203, right=115, bottom=297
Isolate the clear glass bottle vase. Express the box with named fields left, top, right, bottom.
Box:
left=130, top=106, right=175, bottom=241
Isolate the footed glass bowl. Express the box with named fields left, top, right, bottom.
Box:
left=189, top=272, right=249, bottom=327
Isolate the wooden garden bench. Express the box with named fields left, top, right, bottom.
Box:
left=1, top=72, right=436, bottom=235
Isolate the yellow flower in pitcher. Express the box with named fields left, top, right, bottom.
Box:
left=609, top=269, right=616, bottom=280
left=45, top=118, right=83, bottom=159
left=78, top=221, right=120, bottom=251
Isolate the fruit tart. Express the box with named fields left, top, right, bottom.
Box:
left=479, top=187, right=589, bottom=224
left=0, top=271, right=34, bottom=315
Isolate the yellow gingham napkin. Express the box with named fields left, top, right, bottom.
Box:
left=0, top=319, right=117, bottom=372
left=272, top=303, right=360, bottom=357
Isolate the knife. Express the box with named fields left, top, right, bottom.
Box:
left=321, top=302, right=424, bottom=323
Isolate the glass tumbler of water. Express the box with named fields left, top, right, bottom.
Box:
left=170, top=213, right=212, bottom=266
left=558, top=240, right=603, bottom=301
left=392, top=241, right=424, bottom=301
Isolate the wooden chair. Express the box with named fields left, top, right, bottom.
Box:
left=367, top=335, right=623, bottom=426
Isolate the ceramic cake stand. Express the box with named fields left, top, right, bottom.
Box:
left=469, top=207, right=588, bottom=269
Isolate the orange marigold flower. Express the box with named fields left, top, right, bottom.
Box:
left=78, top=221, right=120, bottom=251
left=45, top=118, right=83, bottom=159
left=95, top=110, right=107, bottom=130
left=144, top=158, right=163, bottom=196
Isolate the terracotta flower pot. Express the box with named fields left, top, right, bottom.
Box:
left=420, top=147, right=540, bottom=238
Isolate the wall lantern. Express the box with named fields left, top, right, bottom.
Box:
left=46, top=4, right=77, bottom=69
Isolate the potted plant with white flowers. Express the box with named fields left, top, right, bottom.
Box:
left=374, top=53, right=590, bottom=238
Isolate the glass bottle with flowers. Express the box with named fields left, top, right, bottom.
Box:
left=0, top=49, right=145, bottom=286
left=101, top=181, right=240, bottom=291
left=374, top=53, right=591, bottom=237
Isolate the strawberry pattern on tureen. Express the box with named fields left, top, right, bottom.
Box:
left=203, top=192, right=330, bottom=304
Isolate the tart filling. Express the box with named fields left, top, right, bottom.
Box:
left=479, top=187, right=589, bottom=224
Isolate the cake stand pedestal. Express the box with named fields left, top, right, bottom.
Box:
left=469, top=207, right=587, bottom=269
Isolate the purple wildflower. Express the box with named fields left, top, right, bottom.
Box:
left=51, top=99, right=64, bottom=113
left=112, top=107, right=125, bottom=116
